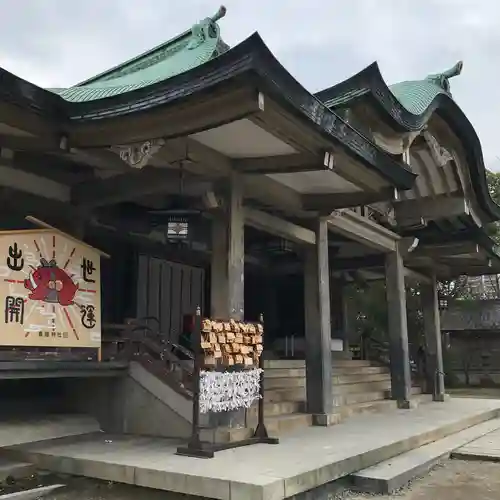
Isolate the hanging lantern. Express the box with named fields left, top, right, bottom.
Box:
left=166, top=214, right=190, bottom=241
left=148, top=154, right=200, bottom=243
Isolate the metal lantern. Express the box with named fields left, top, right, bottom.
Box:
left=149, top=156, right=200, bottom=243
left=166, top=214, right=190, bottom=241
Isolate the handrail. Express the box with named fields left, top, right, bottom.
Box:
left=101, top=316, right=195, bottom=396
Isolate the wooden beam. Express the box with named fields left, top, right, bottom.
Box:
left=329, top=254, right=385, bottom=271
left=0, top=160, right=70, bottom=202
left=412, top=241, right=480, bottom=259
left=395, top=196, right=470, bottom=224
left=243, top=207, right=316, bottom=245
left=66, top=148, right=132, bottom=171
left=302, top=187, right=397, bottom=212
left=0, top=134, right=62, bottom=152
left=234, top=152, right=333, bottom=175
left=406, top=256, right=451, bottom=275
left=71, top=167, right=206, bottom=209
left=435, top=257, right=490, bottom=268
left=156, top=137, right=232, bottom=177
left=157, top=137, right=306, bottom=215
left=328, top=209, right=399, bottom=252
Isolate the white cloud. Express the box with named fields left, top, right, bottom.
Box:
left=1, top=0, right=499, bottom=168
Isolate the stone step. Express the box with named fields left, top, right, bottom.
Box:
left=385, top=386, right=423, bottom=399
left=264, top=381, right=408, bottom=404
left=200, top=426, right=253, bottom=444
left=350, top=417, right=500, bottom=494
left=333, top=373, right=391, bottom=385
left=264, top=366, right=390, bottom=383
left=263, top=360, right=306, bottom=369
left=0, top=458, right=35, bottom=483
left=264, top=368, right=306, bottom=379
left=332, top=380, right=392, bottom=395
left=265, top=377, right=306, bottom=390
left=263, top=359, right=374, bottom=369
left=266, top=372, right=391, bottom=390
left=202, top=412, right=312, bottom=443
left=335, top=394, right=433, bottom=418
left=265, top=413, right=312, bottom=435
left=247, top=400, right=304, bottom=418
left=333, top=390, right=388, bottom=407
left=265, top=386, right=305, bottom=402
left=451, top=426, right=500, bottom=462
left=332, top=366, right=389, bottom=375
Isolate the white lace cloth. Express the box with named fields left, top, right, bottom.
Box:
left=199, top=368, right=263, bottom=413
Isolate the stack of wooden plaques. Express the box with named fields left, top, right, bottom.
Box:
left=200, top=318, right=264, bottom=367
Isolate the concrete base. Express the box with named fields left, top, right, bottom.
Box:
left=2, top=399, right=500, bottom=500
left=311, top=413, right=342, bottom=426
left=397, top=399, right=419, bottom=410
left=351, top=418, right=500, bottom=494
left=433, top=393, right=451, bottom=403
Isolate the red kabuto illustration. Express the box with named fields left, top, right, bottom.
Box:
left=24, top=258, right=78, bottom=306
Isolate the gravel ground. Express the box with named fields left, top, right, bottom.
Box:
left=338, top=459, right=500, bottom=500
left=2, top=458, right=499, bottom=499
left=0, top=474, right=199, bottom=499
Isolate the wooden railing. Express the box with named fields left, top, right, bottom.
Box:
left=101, top=317, right=195, bottom=398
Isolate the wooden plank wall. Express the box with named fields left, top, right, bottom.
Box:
left=136, top=255, right=205, bottom=343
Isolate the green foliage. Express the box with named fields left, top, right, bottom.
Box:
left=486, top=170, right=500, bottom=245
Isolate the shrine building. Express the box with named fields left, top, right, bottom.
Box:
left=0, top=6, right=498, bottom=497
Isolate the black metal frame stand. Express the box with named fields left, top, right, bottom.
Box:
left=176, top=309, right=279, bottom=459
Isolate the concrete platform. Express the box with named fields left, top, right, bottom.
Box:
left=0, top=415, right=100, bottom=448
left=351, top=417, right=500, bottom=494
left=2, top=399, right=500, bottom=500
left=452, top=426, right=500, bottom=462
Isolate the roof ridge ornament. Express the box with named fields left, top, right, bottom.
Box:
left=425, top=60, right=463, bottom=94
left=187, top=5, right=227, bottom=50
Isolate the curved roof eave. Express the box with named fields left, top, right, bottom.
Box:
left=0, top=35, right=415, bottom=190
left=316, top=63, right=500, bottom=223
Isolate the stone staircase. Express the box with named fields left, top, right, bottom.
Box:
left=216, top=358, right=427, bottom=442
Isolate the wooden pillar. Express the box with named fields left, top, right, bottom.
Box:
left=385, top=245, right=412, bottom=408
left=421, top=272, right=446, bottom=401
left=304, top=218, right=334, bottom=424
left=210, top=174, right=245, bottom=320
left=209, top=174, right=245, bottom=430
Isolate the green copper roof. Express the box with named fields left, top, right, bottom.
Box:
left=389, top=61, right=463, bottom=115
left=49, top=6, right=229, bottom=103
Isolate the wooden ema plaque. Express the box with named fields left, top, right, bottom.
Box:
left=176, top=310, right=279, bottom=459
left=0, top=225, right=108, bottom=349
left=200, top=318, right=264, bottom=368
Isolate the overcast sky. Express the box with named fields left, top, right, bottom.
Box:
left=1, top=1, right=499, bottom=169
